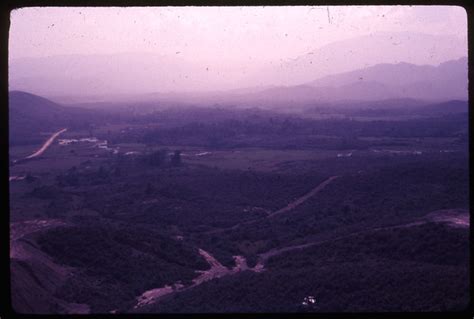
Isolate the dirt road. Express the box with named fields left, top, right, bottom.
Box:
left=133, top=249, right=252, bottom=309
left=204, top=175, right=340, bottom=235
left=267, top=175, right=340, bottom=218
left=25, top=128, right=68, bottom=159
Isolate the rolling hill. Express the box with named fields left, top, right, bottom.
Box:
left=9, top=91, right=111, bottom=146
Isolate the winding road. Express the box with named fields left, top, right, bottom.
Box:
left=10, top=128, right=68, bottom=180
left=25, top=128, right=68, bottom=159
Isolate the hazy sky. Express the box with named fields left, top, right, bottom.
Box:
left=8, top=6, right=468, bottom=95
left=10, top=6, right=467, bottom=63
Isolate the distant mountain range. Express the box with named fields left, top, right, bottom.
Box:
left=260, top=32, right=467, bottom=86
left=9, top=31, right=467, bottom=101
left=9, top=57, right=468, bottom=127
left=181, top=57, right=468, bottom=106
left=12, top=56, right=466, bottom=107
left=156, top=57, right=468, bottom=108
left=306, top=57, right=468, bottom=101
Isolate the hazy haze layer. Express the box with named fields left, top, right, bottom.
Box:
left=9, top=6, right=467, bottom=97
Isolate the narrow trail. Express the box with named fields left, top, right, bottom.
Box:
left=253, top=208, right=470, bottom=269
left=267, top=175, right=340, bottom=218
left=204, top=175, right=340, bottom=235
